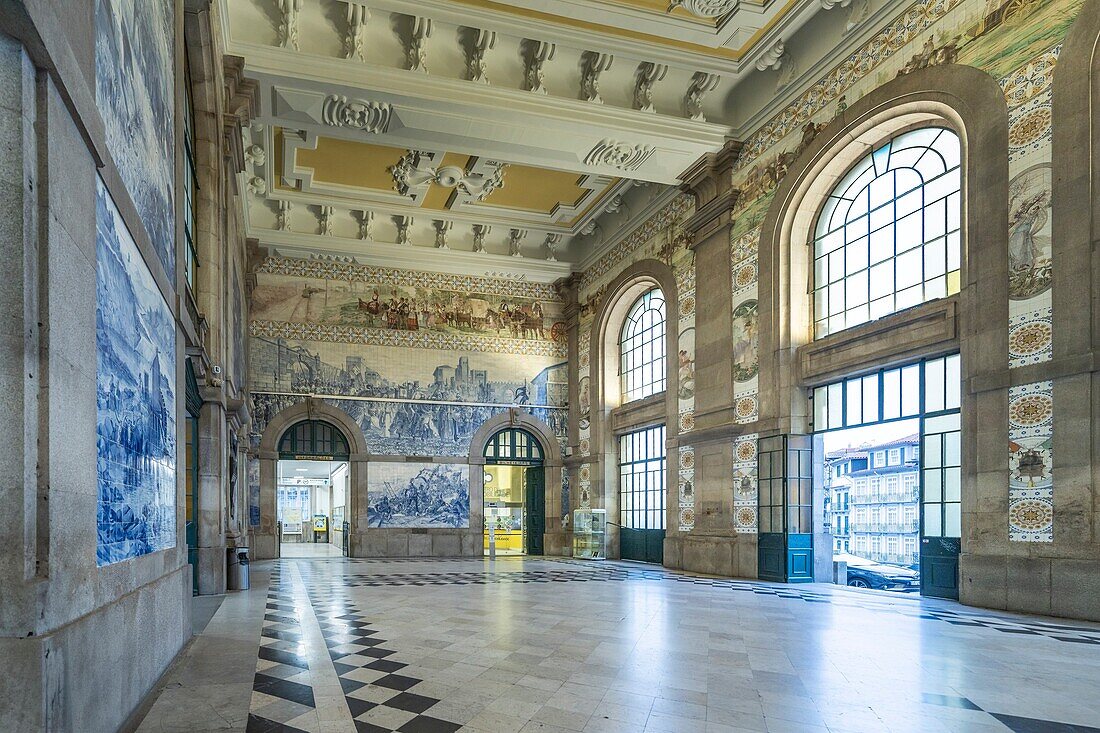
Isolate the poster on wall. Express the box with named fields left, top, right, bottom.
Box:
left=367, top=463, right=470, bottom=528
left=95, top=178, right=177, bottom=566
left=95, top=0, right=176, bottom=282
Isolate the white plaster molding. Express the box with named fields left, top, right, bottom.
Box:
left=584, top=139, right=656, bottom=172
left=522, top=39, right=556, bottom=94
left=684, top=71, right=720, bottom=122
left=819, top=0, right=852, bottom=9
left=344, top=3, right=370, bottom=60
left=321, top=95, right=393, bottom=133
left=666, top=0, right=737, bottom=19
left=755, top=39, right=785, bottom=71
left=465, top=28, right=496, bottom=84
left=248, top=175, right=268, bottom=195
left=276, top=0, right=303, bottom=51
left=580, top=51, right=614, bottom=104
left=634, top=62, right=668, bottom=113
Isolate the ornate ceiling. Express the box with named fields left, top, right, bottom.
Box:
left=221, top=0, right=845, bottom=276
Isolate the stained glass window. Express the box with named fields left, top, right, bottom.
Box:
left=619, top=288, right=666, bottom=402
left=813, top=127, right=961, bottom=338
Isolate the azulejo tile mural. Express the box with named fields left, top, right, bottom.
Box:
left=251, top=261, right=566, bottom=345
left=678, top=446, right=695, bottom=532
left=367, top=463, right=470, bottom=528
left=733, top=433, right=759, bottom=534
left=1008, top=380, right=1053, bottom=542
left=95, top=0, right=175, bottom=282
left=95, top=178, right=176, bottom=566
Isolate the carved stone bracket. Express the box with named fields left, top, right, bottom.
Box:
left=464, top=28, right=496, bottom=84
left=276, top=0, right=303, bottom=51
left=390, top=150, right=507, bottom=200
left=544, top=233, right=562, bottom=261
left=684, top=71, right=720, bottom=122
left=508, top=228, right=528, bottom=257
left=405, top=16, right=433, bottom=73
left=667, top=0, right=737, bottom=18
left=344, top=3, right=370, bottom=60
left=634, top=62, right=668, bottom=113
left=580, top=51, right=614, bottom=103
left=434, top=219, right=453, bottom=249
left=523, top=39, right=556, bottom=94
left=472, top=224, right=491, bottom=252
left=755, top=39, right=785, bottom=72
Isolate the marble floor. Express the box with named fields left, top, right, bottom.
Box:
left=281, top=543, right=346, bottom=558
left=136, top=556, right=1100, bottom=733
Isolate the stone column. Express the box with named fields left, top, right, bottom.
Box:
left=254, top=451, right=279, bottom=559
left=197, top=387, right=228, bottom=593
left=674, top=141, right=749, bottom=576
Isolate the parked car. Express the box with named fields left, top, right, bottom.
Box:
left=834, top=552, right=920, bottom=591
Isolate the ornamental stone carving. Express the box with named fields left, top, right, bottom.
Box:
left=755, top=39, right=785, bottom=72
left=523, top=40, right=556, bottom=94
left=584, top=139, right=656, bottom=172
left=667, top=0, right=737, bottom=18
left=344, top=3, right=370, bottom=61
left=472, top=224, right=491, bottom=253
left=634, top=62, right=668, bottom=113
left=390, top=151, right=507, bottom=200
left=277, top=0, right=303, bottom=51
left=684, top=71, right=720, bottom=122
left=321, top=95, right=393, bottom=134
left=465, top=28, right=496, bottom=84
left=580, top=51, right=614, bottom=103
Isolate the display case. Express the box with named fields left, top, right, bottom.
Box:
left=572, top=509, right=606, bottom=559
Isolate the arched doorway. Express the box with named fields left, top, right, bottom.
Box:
left=275, top=419, right=352, bottom=557
left=254, top=399, right=369, bottom=560
left=482, top=427, right=546, bottom=556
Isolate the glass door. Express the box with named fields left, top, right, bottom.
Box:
left=920, top=412, right=961, bottom=599
left=618, top=424, right=666, bottom=563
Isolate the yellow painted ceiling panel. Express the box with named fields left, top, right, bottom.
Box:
left=479, top=165, right=591, bottom=214
left=296, top=137, right=407, bottom=191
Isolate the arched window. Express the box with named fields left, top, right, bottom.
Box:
left=484, top=428, right=543, bottom=463
left=812, top=127, right=961, bottom=338
left=619, top=288, right=666, bottom=402
left=278, top=420, right=350, bottom=459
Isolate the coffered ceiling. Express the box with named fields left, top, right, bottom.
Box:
left=221, top=0, right=837, bottom=276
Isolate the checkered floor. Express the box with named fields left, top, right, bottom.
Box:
left=240, top=557, right=1100, bottom=733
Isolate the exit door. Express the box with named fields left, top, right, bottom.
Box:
left=920, top=412, right=961, bottom=599
left=525, top=467, right=545, bottom=555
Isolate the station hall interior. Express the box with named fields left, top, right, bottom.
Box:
left=3, top=0, right=1100, bottom=731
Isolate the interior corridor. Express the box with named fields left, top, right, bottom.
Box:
left=135, top=557, right=1100, bottom=733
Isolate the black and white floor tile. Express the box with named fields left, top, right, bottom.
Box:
left=235, top=556, right=1100, bottom=733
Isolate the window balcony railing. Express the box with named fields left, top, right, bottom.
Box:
left=850, top=522, right=919, bottom=534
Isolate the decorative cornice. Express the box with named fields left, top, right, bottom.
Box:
left=666, top=0, right=737, bottom=19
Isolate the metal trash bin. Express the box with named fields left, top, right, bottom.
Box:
left=227, top=547, right=250, bottom=591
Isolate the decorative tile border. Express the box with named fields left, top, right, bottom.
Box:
left=1008, top=380, right=1053, bottom=542
left=1009, top=307, right=1053, bottom=368
left=249, top=320, right=568, bottom=358
left=580, top=194, right=692, bottom=291
left=678, top=447, right=696, bottom=532
left=257, top=256, right=562, bottom=301
left=733, top=433, right=759, bottom=534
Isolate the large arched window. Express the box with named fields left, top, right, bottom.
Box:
left=278, top=420, right=350, bottom=459
left=619, top=288, right=666, bottom=402
left=812, top=127, right=961, bottom=338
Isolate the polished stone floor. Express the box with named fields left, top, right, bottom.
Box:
left=282, top=542, right=346, bottom=558
left=136, top=557, right=1100, bottom=733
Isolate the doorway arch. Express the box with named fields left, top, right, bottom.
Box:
left=254, top=399, right=369, bottom=559
left=470, top=411, right=565, bottom=555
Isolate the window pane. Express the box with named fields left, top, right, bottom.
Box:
left=812, top=127, right=961, bottom=339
